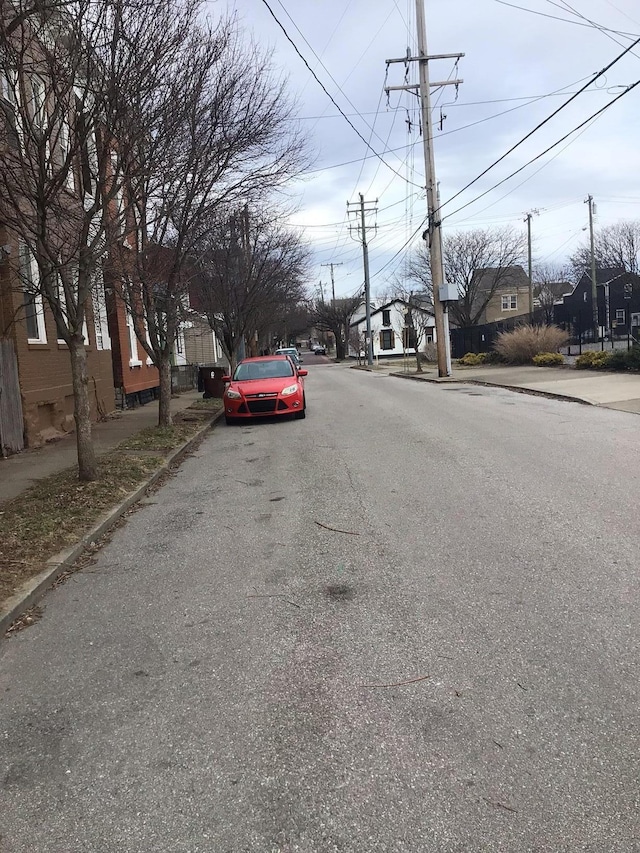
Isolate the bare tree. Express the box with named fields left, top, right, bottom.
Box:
left=533, top=262, right=573, bottom=324
left=113, top=19, right=308, bottom=424
left=402, top=226, right=526, bottom=327
left=193, top=208, right=309, bottom=372
left=389, top=283, right=435, bottom=373
left=0, top=0, right=198, bottom=478
left=310, top=295, right=362, bottom=360
left=569, top=219, right=640, bottom=278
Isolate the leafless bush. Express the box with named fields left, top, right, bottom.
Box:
left=494, top=324, right=568, bottom=364
left=422, top=342, right=437, bottom=362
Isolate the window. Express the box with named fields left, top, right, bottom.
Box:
left=501, top=294, right=517, bottom=311
left=91, top=271, right=111, bottom=351
left=403, top=327, right=417, bottom=349
left=31, top=76, right=46, bottom=133
left=380, top=329, right=394, bottom=350
left=126, top=307, right=142, bottom=367
left=616, top=308, right=626, bottom=325
left=0, top=65, right=16, bottom=105
left=382, top=309, right=391, bottom=326
left=19, top=243, right=47, bottom=343
left=58, top=119, right=75, bottom=190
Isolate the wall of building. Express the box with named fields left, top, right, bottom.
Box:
left=482, top=286, right=531, bottom=324
left=2, top=243, right=115, bottom=447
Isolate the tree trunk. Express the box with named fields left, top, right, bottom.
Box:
left=158, top=354, right=173, bottom=427
left=69, top=336, right=98, bottom=482
left=415, top=352, right=423, bottom=373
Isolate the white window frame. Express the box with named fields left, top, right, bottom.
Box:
left=126, top=306, right=142, bottom=367
left=502, top=294, right=518, bottom=311
left=19, top=243, right=47, bottom=344
left=616, top=308, right=626, bottom=324
left=91, top=270, right=111, bottom=351
left=54, top=267, right=88, bottom=345
left=31, top=75, right=46, bottom=133
left=58, top=118, right=75, bottom=191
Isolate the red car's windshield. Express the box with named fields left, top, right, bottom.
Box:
left=233, top=360, right=295, bottom=381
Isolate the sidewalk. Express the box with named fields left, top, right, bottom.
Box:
left=354, top=360, right=640, bottom=414
left=0, top=389, right=204, bottom=504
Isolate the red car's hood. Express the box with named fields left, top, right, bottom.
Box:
left=228, top=377, right=299, bottom=396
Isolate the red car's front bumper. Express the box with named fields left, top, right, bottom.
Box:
left=224, top=391, right=304, bottom=418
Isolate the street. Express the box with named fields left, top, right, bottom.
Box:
left=1, top=362, right=640, bottom=852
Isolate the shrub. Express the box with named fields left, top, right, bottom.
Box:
left=483, top=350, right=503, bottom=364
left=575, top=351, right=597, bottom=368
left=494, top=324, right=569, bottom=364
left=533, top=352, right=564, bottom=366
left=421, top=343, right=437, bottom=363
left=458, top=352, right=486, bottom=366
left=605, top=349, right=628, bottom=370
left=625, top=344, right=640, bottom=370
left=589, top=350, right=612, bottom=369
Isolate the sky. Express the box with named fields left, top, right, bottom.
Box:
left=222, top=0, right=640, bottom=299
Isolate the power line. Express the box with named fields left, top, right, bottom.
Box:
left=443, top=81, right=640, bottom=222
left=440, top=34, right=640, bottom=213
left=259, top=0, right=424, bottom=189
left=494, top=0, right=639, bottom=37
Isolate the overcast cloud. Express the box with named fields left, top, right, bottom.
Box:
left=222, top=0, right=640, bottom=297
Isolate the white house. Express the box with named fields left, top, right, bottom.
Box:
left=349, top=298, right=436, bottom=359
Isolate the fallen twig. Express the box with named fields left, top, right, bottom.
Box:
left=314, top=521, right=360, bottom=536
left=361, top=674, right=430, bottom=689
left=483, top=798, right=518, bottom=814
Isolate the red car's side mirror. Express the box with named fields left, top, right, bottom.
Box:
left=222, top=375, right=231, bottom=383
left=298, top=369, right=308, bottom=377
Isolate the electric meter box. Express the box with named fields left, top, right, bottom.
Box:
left=439, top=283, right=458, bottom=303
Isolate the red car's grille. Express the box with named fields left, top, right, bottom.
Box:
left=247, top=399, right=278, bottom=414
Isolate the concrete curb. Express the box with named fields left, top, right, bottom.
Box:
left=388, top=371, right=593, bottom=405
left=1, top=409, right=224, bottom=638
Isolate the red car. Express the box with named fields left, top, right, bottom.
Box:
left=222, top=356, right=307, bottom=425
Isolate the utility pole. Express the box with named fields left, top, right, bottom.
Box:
left=524, top=210, right=539, bottom=315
left=385, top=2, right=463, bottom=377
left=321, top=262, right=343, bottom=307
left=348, top=195, right=377, bottom=366
left=586, top=195, right=598, bottom=340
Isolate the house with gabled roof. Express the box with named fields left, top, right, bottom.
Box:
left=554, top=268, right=640, bottom=339
left=348, top=297, right=435, bottom=359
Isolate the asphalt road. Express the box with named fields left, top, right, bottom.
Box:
left=1, top=363, right=639, bottom=852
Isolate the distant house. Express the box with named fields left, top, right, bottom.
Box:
left=349, top=298, right=435, bottom=359
left=472, top=265, right=532, bottom=324
left=533, top=279, right=573, bottom=324
left=554, top=268, right=640, bottom=339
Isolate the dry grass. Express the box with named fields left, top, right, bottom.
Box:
left=0, top=402, right=222, bottom=609
left=494, top=324, right=568, bottom=364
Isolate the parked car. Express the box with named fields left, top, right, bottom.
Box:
left=222, top=356, right=307, bottom=425
left=275, top=347, right=303, bottom=367
left=312, top=344, right=326, bottom=355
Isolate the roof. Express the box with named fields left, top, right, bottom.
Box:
left=349, top=297, right=434, bottom=327
left=472, top=265, right=530, bottom=292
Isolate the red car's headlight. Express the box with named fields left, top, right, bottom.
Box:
left=226, top=388, right=242, bottom=399
left=281, top=383, right=299, bottom=396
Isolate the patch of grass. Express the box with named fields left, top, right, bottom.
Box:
left=188, top=398, right=224, bottom=411
left=0, top=452, right=162, bottom=604
left=118, top=423, right=203, bottom=452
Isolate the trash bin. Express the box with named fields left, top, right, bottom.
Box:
left=199, top=365, right=227, bottom=399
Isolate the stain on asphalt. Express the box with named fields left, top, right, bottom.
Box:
left=324, top=584, right=355, bottom=602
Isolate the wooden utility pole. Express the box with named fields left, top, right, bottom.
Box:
left=347, top=195, right=377, bottom=366
left=586, top=194, right=598, bottom=339
left=385, top=1, right=463, bottom=376
left=321, top=262, right=343, bottom=308
left=524, top=210, right=539, bottom=315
